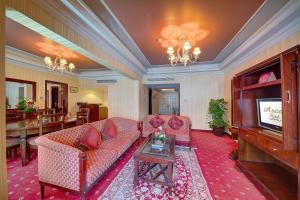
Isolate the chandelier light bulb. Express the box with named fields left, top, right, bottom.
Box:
left=69, top=63, right=75, bottom=70
left=167, top=46, right=174, bottom=54
left=193, top=47, right=201, bottom=55
left=183, top=42, right=191, bottom=50
left=44, top=56, right=52, bottom=65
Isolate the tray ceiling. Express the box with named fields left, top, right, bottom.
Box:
left=5, top=18, right=107, bottom=71
left=85, top=0, right=265, bottom=66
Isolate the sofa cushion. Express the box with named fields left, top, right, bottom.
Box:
left=100, top=131, right=139, bottom=157
left=149, top=115, right=165, bottom=128
left=103, top=119, right=117, bottom=138
left=76, top=124, right=102, bottom=151
left=86, top=148, right=118, bottom=187
left=168, top=115, right=184, bottom=130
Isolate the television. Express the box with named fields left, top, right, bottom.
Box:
left=256, top=98, right=282, bottom=133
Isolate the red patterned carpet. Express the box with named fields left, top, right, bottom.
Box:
left=7, top=132, right=273, bottom=200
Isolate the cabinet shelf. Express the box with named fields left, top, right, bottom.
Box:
left=242, top=79, right=281, bottom=91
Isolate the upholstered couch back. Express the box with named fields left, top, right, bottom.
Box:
left=45, top=117, right=139, bottom=146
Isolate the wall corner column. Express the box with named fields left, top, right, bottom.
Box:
left=0, top=0, right=8, bottom=198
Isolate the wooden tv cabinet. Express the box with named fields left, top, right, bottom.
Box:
left=231, top=45, right=299, bottom=200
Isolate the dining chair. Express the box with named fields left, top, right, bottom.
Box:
left=27, top=113, right=64, bottom=162
left=6, top=137, right=20, bottom=158
left=76, top=108, right=90, bottom=125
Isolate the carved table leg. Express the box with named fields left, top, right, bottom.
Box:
left=20, top=129, right=27, bottom=166
left=167, top=161, right=173, bottom=195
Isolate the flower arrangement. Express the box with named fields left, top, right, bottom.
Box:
left=16, top=98, right=38, bottom=113
left=154, top=126, right=166, bottom=144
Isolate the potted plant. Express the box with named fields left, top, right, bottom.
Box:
left=16, top=98, right=38, bottom=119
left=208, top=98, right=228, bottom=136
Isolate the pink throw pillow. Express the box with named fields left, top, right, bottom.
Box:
left=168, top=115, right=184, bottom=130
left=103, top=119, right=117, bottom=138
left=77, top=124, right=102, bottom=151
left=149, top=115, right=165, bottom=128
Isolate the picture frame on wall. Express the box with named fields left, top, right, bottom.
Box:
left=70, top=86, right=78, bottom=93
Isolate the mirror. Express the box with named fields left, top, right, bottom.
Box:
left=45, top=80, right=68, bottom=114
left=5, top=78, right=36, bottom=109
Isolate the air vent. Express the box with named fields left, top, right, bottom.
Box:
left=147, top=77, right=174, bottom=82
left=96, top=79, right=117, bottom=84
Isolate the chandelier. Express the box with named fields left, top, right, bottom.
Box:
left=44, top=52, right=75, bottom=72
left=166, top=38, right=201, bottom=67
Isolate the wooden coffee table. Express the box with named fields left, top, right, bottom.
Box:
left=133, top=134, right=175, bottom=194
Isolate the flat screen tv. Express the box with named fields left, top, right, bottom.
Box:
left=256, top=98, right=282, bottom=133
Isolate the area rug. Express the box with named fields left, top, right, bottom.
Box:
left=98, top=147, right=212, bottom=200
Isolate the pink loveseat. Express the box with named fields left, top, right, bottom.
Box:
left=36, top=117, right=140, bottom=199
left=142, top=115, right=192, bottom=146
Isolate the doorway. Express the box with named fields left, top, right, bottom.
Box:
left=51, top=86, right=59, bottom=108
left=45, top=80, right=68, bottom=114
left=148, top=84, right=180, bottom=115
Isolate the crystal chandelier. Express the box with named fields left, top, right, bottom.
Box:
left=44, top=52, right=75, bottom=72
left=166, top=38, right=201, bottom=67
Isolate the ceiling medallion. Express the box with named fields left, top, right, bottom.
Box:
left=44, top=51, right=75, bottom=73
left=158, top=22, right=208, bottom=67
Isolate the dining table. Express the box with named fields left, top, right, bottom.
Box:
left=6, top=117, right=77, bottom=166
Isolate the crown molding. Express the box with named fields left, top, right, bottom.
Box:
left=215, top=0, right=288, bottom=62
left=5, top=46, right=79, bottom=78
left=146, top=63, right=221, bottom=76
left=53, top=0, right=147, bottom=75
left=78, top=69, right=125, bottom=80
left=221, top=0, right=300, bottom=72
left=101, top=0, right=152, bottom=68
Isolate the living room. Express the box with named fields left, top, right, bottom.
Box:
left=1, top=0, right=300, bottom=199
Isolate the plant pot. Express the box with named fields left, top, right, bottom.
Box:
left=212, top=126, right=225, bottom=136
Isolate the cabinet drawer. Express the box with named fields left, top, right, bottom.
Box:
left=239, top=129, right=256, bottom=144
left=263, top=138, right=282, bottom=154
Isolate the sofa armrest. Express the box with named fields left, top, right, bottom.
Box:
left=36, top=136, right=85, bottom=192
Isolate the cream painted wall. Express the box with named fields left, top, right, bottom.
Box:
left=107, top=78, right=140, bottom=120
left=145, top=72, right=224, bottom=129
left=78, top=79, right=108, bottom=106
left=5, top=63, right=80, bottom=115
left=223, top=31, right=300, bottom=124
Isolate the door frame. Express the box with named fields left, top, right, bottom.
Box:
left=45, top=80, right=68, bottom=113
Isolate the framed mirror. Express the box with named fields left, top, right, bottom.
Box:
left=45, top=80, right=68, bottom=114
left=5, top=78, right=36, bottom=109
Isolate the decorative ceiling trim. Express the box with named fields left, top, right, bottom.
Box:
left=147, top=63, right=221, bottom=76
left=215, top=0, right=288, bottom=62
left=100, top=0, right=152, bottom=68
left=56, top=0, right=147, bottom=75
left=221, top=0, right=300, bottom=71
left=98, top=0, right=288, bottom=67
left=78, top=70, right=125, bottom=81
left=5, top=9, right=120, bottom=72
left=5, top=46, right=78, bottom=78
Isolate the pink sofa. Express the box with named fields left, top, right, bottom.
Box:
left=36, top=117, right=140, bottom=199
left=142, top=115, right=192, bottom=147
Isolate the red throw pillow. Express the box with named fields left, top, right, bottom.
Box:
left=149, top=115, right=165, bottom=128
left=103, top=119, right=117, bottom=138
left=168, top=115, right=184, bottom=130
left=77, top=124, right=102, bottom=151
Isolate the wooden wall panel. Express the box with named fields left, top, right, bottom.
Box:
left=0, top=0, right=7, bottom=198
